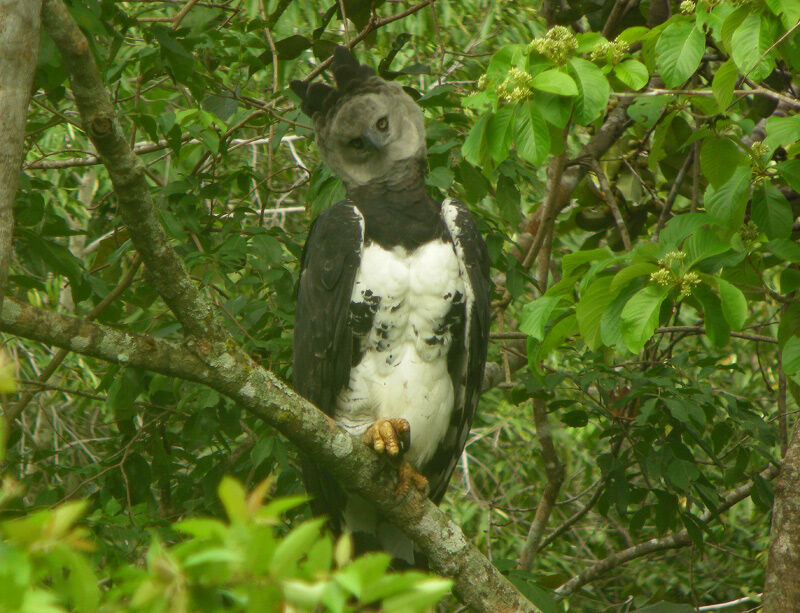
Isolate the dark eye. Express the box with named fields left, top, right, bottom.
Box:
left=376, top=116, right=388, bottom=131
left=349, top=137, right=365, bottom=149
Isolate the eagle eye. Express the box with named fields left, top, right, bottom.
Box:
left=349, top=137, right=365, bottom=149
left=376, top=116, right=388, bottom=131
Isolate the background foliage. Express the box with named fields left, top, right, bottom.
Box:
left=2, top=0, right=800, bottom=610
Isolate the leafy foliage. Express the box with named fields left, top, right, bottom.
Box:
left=2, top=0, right=800, bottom=610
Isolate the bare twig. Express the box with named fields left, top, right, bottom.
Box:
left=589, top=158, right=631, bottom=250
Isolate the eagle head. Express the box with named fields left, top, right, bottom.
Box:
left=290, top=46, right=425, bottom=190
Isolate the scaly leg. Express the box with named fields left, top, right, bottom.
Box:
left=396, top=459, right=429, bottom=498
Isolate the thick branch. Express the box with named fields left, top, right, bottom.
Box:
left=0, top=298, right=538, bottom=612
left=0, top=0, right=42, bottom=311
left=41, top=0, right=229, bottom=344
left=764, top=419, right=800, bottom=611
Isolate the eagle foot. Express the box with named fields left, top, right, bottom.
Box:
left=395, top=459, right=429, bottom=498
left=363, top=417, right=410, bottom=456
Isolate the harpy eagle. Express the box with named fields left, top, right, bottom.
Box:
left=290, top=47, right=490, bottom=563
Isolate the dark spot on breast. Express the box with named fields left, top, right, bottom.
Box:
left=364, top=289, right=373, bottom=298
left=376, top=327, right=389, bottom=339
left=424, top=336, right=442, bottom=346
left=452, top=291, right=464, bottom=304
left=443, top=292, right=452, bottom=300
left=390, top=299, right=404, bottom=312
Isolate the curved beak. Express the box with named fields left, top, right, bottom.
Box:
left=363, top=128, right=386, bottom=151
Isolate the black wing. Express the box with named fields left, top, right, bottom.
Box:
left=424, top=199, right=491, bottom=504
left=293, top=201, right=364, bottom=525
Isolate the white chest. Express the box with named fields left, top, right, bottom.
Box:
left=335, top=239, right=466, bottom=467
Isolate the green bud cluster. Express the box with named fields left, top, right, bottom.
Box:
left=749, top=141, right=777, bottom=185
left=528, top=25, right=577, bottom=65
left=679, top=271, right=701, bottom=296
left=739, top=220, right=760, bottom=245
left=650, top=268, right=675, bottom=287
left=680, top=0, right=696, bottom=14
left=590, top=39, right=628, bottom=64
left=657, top=251, right=686, bottom=268
left=496, top=67, right=535, bottom=102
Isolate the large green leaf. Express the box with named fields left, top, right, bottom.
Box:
left=487, top=105, right=516, bottom=163
left=704, top=166, right=751, bottom=229
left=716, top=278, right=748, bottom=330
left=461, top=110, right=491, bottom=166
left=731, top=12, right=775, bottom=82
left=519, top=296, right=563, bottom=341
left=700, top=137, right=744, bottom=188
left=531, top=68, right=578, bottom=96
left=711, top=58, right=738, bottom=110
left=655, top=21, right=705, bottom=88
left=513, top=100, right=550, bottom=166
left=693, top=284, right=730, bottom=347
left=577, top=275, right=617, bottom=350
left=621, top=284, right=671, bottom=353
left=764, top=114, right=800, bottom=153
left=613, top=59, right=649, bottom=90
left=569, top=57, right=610, bottom=124
left=751, top=184, right=793, bottom=239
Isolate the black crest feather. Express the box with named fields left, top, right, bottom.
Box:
left=291, top=46, right=377, bottom=118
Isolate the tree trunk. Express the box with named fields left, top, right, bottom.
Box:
left=763, top=418, right=800, bottom=611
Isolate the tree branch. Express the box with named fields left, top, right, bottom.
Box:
left=41, top=0, right=230, bottom=344
left=1, top=296, right=539, bottom=612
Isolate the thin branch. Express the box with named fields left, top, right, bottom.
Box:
left=654, top=150, right=693, bottom=239
left=171, top=0, right=200, bottom=29
left=518, top=398, right=565, bottom=571
left=555, top=464, right=779, bottom=599
left=302, top=0, right=435, bottom=83
left=655, top=326, right=777, bottom=344
left=589, top=158, right=631, bottom=251
left=8, top=255, right=142, bottom=422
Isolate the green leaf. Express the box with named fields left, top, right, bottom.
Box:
left=569, top=58, right=610, bottom=123
left=461, top=111, right=491, bottom=166
left=562, top=248, right=614, bottom=277
left=711, top=59, right=738, bottom=110
left=513, top=100, right=550, bottom=166
left=659, top=212, right=712, bottom=249
left=716, top=278, right=748, bottom=330
left=270, top=518, right=326, bottom=577
left=700, top=137, right=744, bottom=188
left=487, top=105, right=515, bottom=163
left=218, top=477, right=247, bottom=523
left=768, top=238, right=800, bottom=263
left=519, top=296, right=562, bottom=341
left=655, top=21, right=705, bottom=88
left=778, top=159, right=800, bottom=193
left=577, top=276, right=617, bottom=350
left=537, top=313, right=578, bottom=361
left=684, top=227, right=731, bottom=267
left=731, top=12, right=774, bottom=82
left=531, top=69, right=578, bottom=96
left=496, top=175, right=521, bottom=225
left=751, top=184, right=793, bottom=239
left=613, top=59, right=649, bottom=90
left=704, top=166, right=751, bottom=229
left=621, top=284, right=671, bottom=353
left=693, top=284, right=730, bottom=347
left=764, top=114, right=800, bottom=153
left=611, top=262, right=659, bottom=292
left=783, top=336, right=800, bottom=376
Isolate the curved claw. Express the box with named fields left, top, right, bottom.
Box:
left=363, top=417, right=410, bottom=456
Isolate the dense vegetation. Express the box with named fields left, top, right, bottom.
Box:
left=1, top=0, right=799, bottom=610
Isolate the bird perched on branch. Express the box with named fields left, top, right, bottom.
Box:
left=291, top=46, right=489, bottom=564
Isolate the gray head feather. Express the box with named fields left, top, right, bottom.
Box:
left=291, top=47, right=426, bottom=191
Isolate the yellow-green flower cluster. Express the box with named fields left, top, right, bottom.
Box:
left=680, top=0, right=696, bottom=14
left=657, top=250, right=686, bottom=268
left=679, top=271, right=701, bottom=296
left=749, top=141, right=777, bottom=185
left=590, top=39, right=628, bottom=64
left=528, top=25, right=577, bottom=65
left=650, top=268, right=674, bottom=287
left=496, top=67, right=535, bottom=102
left=476, top=74, right=488, bottom=91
